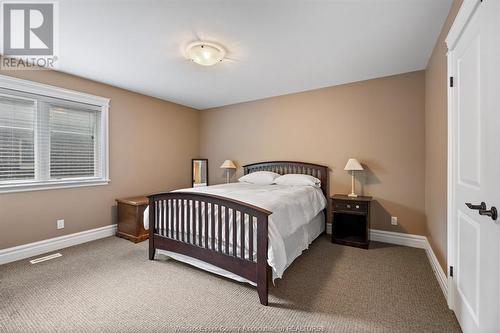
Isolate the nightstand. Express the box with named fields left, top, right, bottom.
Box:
left=331, top=194, right=372, bottom=249
left=116, top=196, right=149, bottom=243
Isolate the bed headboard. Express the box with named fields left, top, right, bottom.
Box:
left=243, top=161, right=329, bottom=199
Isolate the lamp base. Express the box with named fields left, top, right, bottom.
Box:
left=349, top=173, right=358, bottom=198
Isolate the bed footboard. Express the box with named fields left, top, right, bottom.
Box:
left=148, top=192, right=272, bottom=305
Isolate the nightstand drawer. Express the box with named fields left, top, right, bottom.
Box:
left=333, top=201, right=368, bottom=213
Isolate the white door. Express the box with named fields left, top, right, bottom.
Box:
left=448, top=1, right=500, bottom=332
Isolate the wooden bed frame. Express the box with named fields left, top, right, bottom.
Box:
left=148, top=161, right=329, bottom=305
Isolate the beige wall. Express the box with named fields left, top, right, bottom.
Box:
left=0, top=70, right=199, bottom=249
left=200, top=71, right=426, bottom=235
left=424, top=0, right=463, bottom=272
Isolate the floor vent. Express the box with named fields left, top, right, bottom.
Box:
left=29, top=253, right=62, bottom=264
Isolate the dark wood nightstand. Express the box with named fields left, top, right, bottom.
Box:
left=116, top=196, right=149, bottom=243
left=331, top=194, right=372, bottom=249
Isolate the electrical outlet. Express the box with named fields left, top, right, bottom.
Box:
left=57, top=219, right=64, bottom=229
left=391, top=216, right=398, bottom=226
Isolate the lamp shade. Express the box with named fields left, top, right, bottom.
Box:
left=344, top=158, right=363, bottom=171
left=220, top=160, right=236, bottom=169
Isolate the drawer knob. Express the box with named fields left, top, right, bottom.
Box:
left=347, top=204, right=351, bottom=208
left=356, top=205, right=359, bottom=209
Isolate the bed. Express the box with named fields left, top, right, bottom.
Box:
left=145, top=161, right=329, bottom=305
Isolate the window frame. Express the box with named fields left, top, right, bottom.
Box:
left=0, top=74, right=110, bottom=193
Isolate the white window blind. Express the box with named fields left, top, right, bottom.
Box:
left=48, top=105, right=101, bottom=179
left=0, top=78, right=109, bottom=193
left=0, top=94, right=36, bottom=182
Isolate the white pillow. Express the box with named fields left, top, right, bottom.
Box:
left=273, top=174, right=321, bottom=187
left=238, top=171, right=281, bottom=185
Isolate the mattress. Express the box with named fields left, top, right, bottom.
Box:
left=144, top=182, right=327, bottom=281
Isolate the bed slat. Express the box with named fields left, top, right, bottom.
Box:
left=211, top=204, right=215, bottom=250
left=197, top=201, right=202, bottom=247
left=240, top=212, right=245, bottom=260
left=232, top=209, right=237, bottom=257
left=204, top=202, right=208, bottom=248
left=182, top=199, right=186, bottom=242
left=217, top=205, right=222, bottom=252
left=161, top=200, right=166, bottom=237
left=224, top=207, right=229, bottom=255
left=186, top=199, right=191, bottom=244
left=249, top=215, right=254, bottom=262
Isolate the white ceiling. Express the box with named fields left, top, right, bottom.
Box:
left=55, top=0, right=452, bottom=109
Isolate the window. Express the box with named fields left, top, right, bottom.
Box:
left=0, top=75, right=109, bottom=192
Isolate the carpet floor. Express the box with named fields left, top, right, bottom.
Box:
left=0, top=235, right=461, bottom=333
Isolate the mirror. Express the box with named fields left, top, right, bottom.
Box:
left=192, top=159, right=208, bottom=187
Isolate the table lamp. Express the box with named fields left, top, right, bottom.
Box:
left=220, top=160, right=236, bottom=183
left=344, top=158, right=364, bottom=197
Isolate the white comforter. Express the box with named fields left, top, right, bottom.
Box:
left=143, top=182, right=327, bottom=279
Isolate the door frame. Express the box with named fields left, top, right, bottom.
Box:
left=445, top=0, right=482, bottom=311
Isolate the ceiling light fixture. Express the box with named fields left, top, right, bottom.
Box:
left=186, top=41, right=226, bottom=66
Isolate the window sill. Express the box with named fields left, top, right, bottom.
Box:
left=0, top=178, right=110, bottom=194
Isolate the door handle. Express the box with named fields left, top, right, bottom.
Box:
left=479, top=207, right=497, bottom=221
left=465, top=202, right=486, bottom=210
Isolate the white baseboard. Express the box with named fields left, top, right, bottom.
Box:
left=0, top=224, right=117, bottom=265
left=370, top=228, right=448, bottom=300
left=424, top=240, right=448, bottom=298
left=370, top=229, right=427, bottom=248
